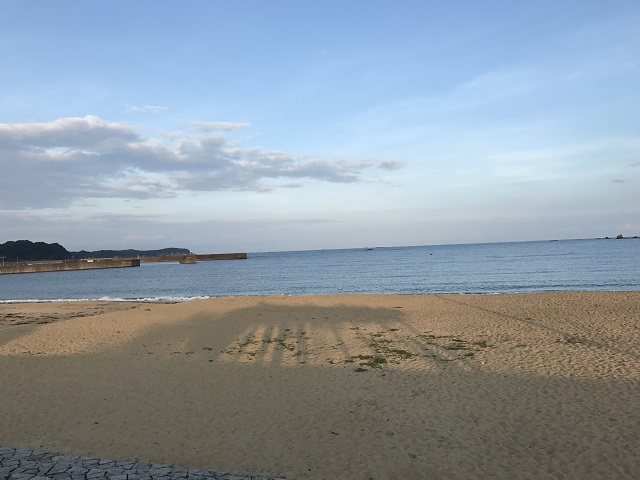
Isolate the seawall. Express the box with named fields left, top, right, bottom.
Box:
left=0, top=258, right=141, bottom=275
left=195, top=253, right=247, bottom=261
left=140, top=252, right=247, bottom=263
left=0, top=252, right=246, bottom=274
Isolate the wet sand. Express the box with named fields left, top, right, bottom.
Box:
left=1, top=292, right=639, bottom=479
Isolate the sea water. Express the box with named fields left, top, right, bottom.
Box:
left=0, top=239, right=638, bottom=302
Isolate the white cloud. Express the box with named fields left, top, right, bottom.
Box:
left=0, top=116, right=403, bottom=209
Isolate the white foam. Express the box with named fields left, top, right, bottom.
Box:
left=0, top=295, right=211, bottom=304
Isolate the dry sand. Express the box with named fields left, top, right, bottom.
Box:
left=1, top=292, right=639, bottom=479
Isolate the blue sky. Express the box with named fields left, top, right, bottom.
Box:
left=1, top=1, right=638, bottom=252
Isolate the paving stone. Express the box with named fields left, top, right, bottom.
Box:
left=11, top=449, right=30, bottom=457
left=12, top=466, right=39, bottom=475
left=53, top=455, right=80, bottom=464
left=38, top=465, right=55, bottom=475
left=149, top=466, right=173, bottom=475
left=25, top=452, right=48, bottom=460
left=87, top=467, right=107, bottom=478
left=131, top=462, right=153, bottom=472
left=0, top=446, right=285, bottom=480
left=46, top=464, right=72, bottom=476
left=0, top=467, right=16, bottom=479
left=53, top=473, right=75, bottom=480
left=67, top=466, right=90, bottom=475
left=106, top=466, right=127, bottom=475
left=188, top=468, right=211, bottom=475
left=8, top=474, right=36, bottom=480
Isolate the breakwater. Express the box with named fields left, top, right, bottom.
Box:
left=140, top=252, right=247, bottom=263
left=0, top=258, right=140, bottom=275
left=0, top=252, right=246, bottom=275
left=195, top=252, right=247, bottom=261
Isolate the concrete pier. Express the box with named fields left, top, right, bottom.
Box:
left=195, top=252, right=247, bottom=261
left=0, top=258, right=140, bottom=275
left=0, top=252, right=246, bottom=274
left=139, top=252, right=247, bottom=263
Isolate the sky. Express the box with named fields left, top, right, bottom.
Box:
left=1, top=1, right=639, bottom=253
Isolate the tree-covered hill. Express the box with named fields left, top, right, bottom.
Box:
left=0, top=240, right=71, bottom=261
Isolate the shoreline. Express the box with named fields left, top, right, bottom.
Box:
left=1, top=287, right=639, bottom=304
left=2, top=292, right=639, bottom=479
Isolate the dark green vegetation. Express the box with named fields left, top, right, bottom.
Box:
left=224, top=329, right=312, bottom=360
left=224, top=324, right=494, bottom=373
left=346, top=331, right=495, bottom=371
left=0, top=240, right=189, bottom=261
left=347, top=330, right=493, bottom=371
left=354, top=354, right=387, bottom=369
left=0, top=240, right=71, bottom=261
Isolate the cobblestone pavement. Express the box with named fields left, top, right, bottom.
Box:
left=0, top=447, right=286, bottom=480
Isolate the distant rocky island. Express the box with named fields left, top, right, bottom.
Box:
left=601, top=234, right=639, bottom=240
left=0, top=240, right=190, bottom=261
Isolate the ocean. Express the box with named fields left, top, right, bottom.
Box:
left=0, top=238, right=638, bottom=302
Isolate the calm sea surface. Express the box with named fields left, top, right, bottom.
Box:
left=0, top=239, right=638, bottom=302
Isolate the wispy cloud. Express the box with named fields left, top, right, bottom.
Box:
left=125, top=105, right=169, bottom=114
left=0, top=116, right=403, bottom=209
left=190, top=121, right=251, bottom=131
left=483, top=138, right=640, bottom=184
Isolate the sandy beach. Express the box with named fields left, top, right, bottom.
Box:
left=1, top=292, right=638, bottom=479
